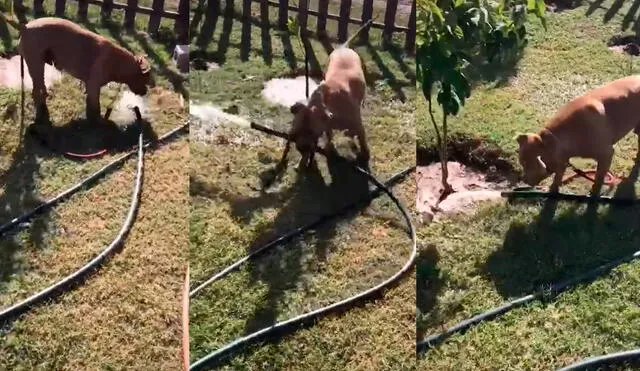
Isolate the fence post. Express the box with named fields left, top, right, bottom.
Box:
left=148, top=0, right=165, bottom=35
left=361, top=0, right=373, bottom=42
left=78, top=0, right=88, bottom=20
left=316, top=0, right=328, bottom=36
left=337, top=0, right=351, bottom=43
left=278, top=0, right=288, bottom=29
left=298, top=0, right=308, bottom=35
left=124, top=0, right=138, bottom=30
left=260, top=0, right=269, bottom=28
left=175, top=0, right=189, bottom=44
left=383, top=0, right=399, bottom=46
left=101, top=0, right=113, bottom=19
left=405, top=0, right=416, bottom=53
left=242, top=0, right=251, bottom=20
left=34, top=0, right=45, bottom=16
left=55, top=0, right=65, bottom=17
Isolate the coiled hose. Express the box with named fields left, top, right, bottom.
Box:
left=0, top=128, right=144, bottom=325
left=189, top=124, right=417, bottom=370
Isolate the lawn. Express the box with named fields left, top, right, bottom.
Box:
left=0, top=2, right=188, bottom=369
left=189, top=1, right=416, bottom=370
left=417, top=2, right=640, bottom=370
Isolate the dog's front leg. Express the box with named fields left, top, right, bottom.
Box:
left=549, top=162, right=568, bottom=194
left=85, top=78, right=104, bottom=124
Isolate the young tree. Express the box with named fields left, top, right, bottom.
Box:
left=417, top=0, right=546, bottom=197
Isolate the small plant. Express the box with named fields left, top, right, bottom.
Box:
left=417, top=0, right=546, bottom=197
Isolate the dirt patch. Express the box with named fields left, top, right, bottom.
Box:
left=417, top=132, right=520, bottom=182
left=544, top=0, right=582, bottom=12
left=261, top=76, right=320, bottom=108
left=608, top=35, right=640, bottom=56
left=416, top=162, right=512, bottom=224
left=0, top=55, right=62, bottom=90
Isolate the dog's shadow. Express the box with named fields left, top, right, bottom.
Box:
left=26, top=116, right=158, bottom=157
left=481, top=158, right=640, bottom=299
left=241, top=153, right=372, bottom=335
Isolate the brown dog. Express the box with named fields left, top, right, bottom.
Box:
left=0, top=15, right=151, bottom=123
left=516, top=75, right=640, bottom=196
left=285, top=23, right=371, bottom=170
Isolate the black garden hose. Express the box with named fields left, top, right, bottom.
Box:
left=189, top=126, right=417, bottom=371
left=416, top=248, right=640, bottom=355
left=0, top=129, right=144, bottom=325
left=557, top=349, right=640, bottom=371
left=189, top=165, right=414, bottom=297
left=502, top=189, right=639, bottom=205
left=0, top=120, right=189, bottom=237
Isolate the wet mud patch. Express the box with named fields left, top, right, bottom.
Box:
left=416, top=134, right=522, bottom=224
left=608, top=34, right=640, bottom=56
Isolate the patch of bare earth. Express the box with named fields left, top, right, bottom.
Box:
left=416, top=162, right=511, bottom=224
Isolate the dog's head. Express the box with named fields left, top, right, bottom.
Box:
left=515, top=131, right=557, bottom=186
left=289, top=84, right=333, bottom=155
left=127, top=55, right=152, bottom=96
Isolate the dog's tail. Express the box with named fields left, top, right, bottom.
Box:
left=339, top=19, right=374, bottom=48
left=0, top=12, right=25, bottom=32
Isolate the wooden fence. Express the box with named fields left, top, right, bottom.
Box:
left=196, top=0, right=416, bottom=52
left=12, top=0, right=190, bottom=43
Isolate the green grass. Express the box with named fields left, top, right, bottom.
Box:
left=189, top=2, right=416, bottom=369
left=417, top=2, right=640, bottom=370
left=0, top=3, right=188, bottom=369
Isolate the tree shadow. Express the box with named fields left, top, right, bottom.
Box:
left=482, top=157, right=640, bottom=299
left=416, top=243, right=445, bottom=342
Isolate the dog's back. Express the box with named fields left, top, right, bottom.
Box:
left=547, top=75, right=640, bottom=146
left=20, top=17, right=105, bottom=82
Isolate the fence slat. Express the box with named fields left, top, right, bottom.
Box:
left=337, top=0, right=351, bottom=43
left=383, top=0, right=399, bottom=43
left=148, top=0, right=164, bottom=35
left=298, top=0, right=308, bottom=35
left=316, top=0, right=328, bottom=35
left=101, top=0, right=113, bottom=18
left=260, top=0, right=269, bottom=27
left=55, top=0, right=65, bottom=16
left=34, top=0, right=45, bottom=16
left=243, top=0, right=251, bottom=19
left=78, top=0, right=89, bottom=20
left=175, top=0, right=189, bottom=44
left=124, top=0, right=138, bottom=29
left=278, top=0, right=288, bottom=29
left=361, top=0, right=373, bottom=41
left=405, top=0, right=416, bottom=52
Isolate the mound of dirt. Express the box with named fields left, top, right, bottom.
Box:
left=0, top=55, right=62, bottom=90
left=416, top=162, right=511, bottom=224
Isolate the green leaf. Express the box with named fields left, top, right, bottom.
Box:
left=527, top=0, right=536, bottom=11
left=287, top=17, right=300, bottom=36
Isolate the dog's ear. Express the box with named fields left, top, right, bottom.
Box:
left=290, top=102, right=306, bottom=114
left=136, top=55, right=152, bottom=74
left=514, top=133, right=529, bottom=146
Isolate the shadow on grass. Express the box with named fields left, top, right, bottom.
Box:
left=192, top=148, right=373, bottom=337
left=482, top=157, right=640, bottom=298
left=27, top=115, right=158, bottom=157
left=0, top=134, right=46, bottom=286
left=0, top=112, right=156, bottom=289
left=416, top=244, right=445, bottom=342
